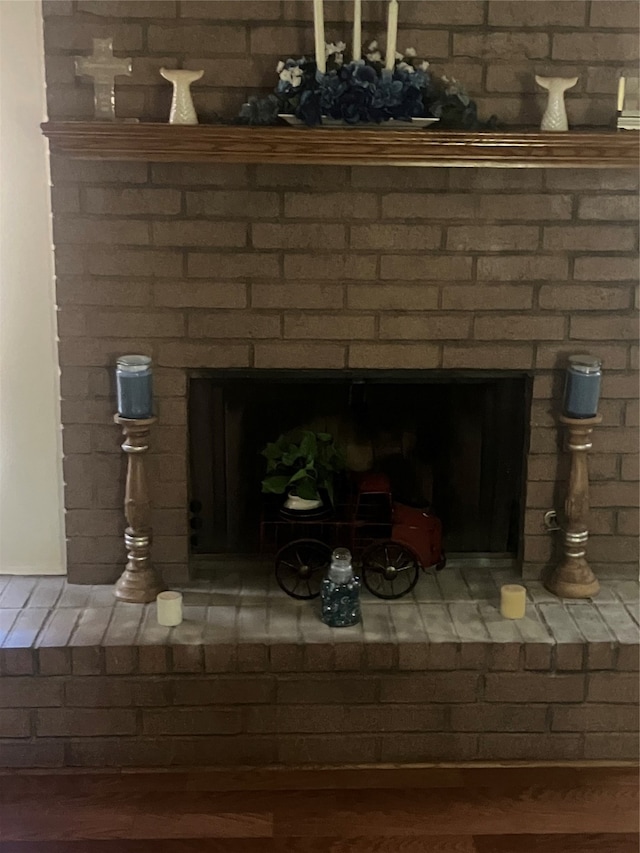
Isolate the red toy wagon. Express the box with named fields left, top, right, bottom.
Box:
left=260, top=472, right=446, bottom=600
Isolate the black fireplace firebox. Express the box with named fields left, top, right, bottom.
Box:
left=188, top=370, right=531, bottom=563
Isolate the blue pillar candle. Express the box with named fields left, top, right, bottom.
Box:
left=562, top=355, right=602, bottom=419
left=116, top=355, right=153, bottom=419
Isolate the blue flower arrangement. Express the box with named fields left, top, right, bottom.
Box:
left=238, top=43, right=498, bottom=130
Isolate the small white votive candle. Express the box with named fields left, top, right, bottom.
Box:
left=156, top=591, right=183, bottom=626
left=500, top=584, right=526, bottom=620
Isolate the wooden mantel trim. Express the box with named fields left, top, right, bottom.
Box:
left=41, top=122, right=639, bottom=168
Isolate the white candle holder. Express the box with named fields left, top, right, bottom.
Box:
left=160, top=68, right=203, bottom=125
left=535, top=75, right=578, bottom=132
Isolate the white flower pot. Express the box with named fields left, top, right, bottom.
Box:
left=284, top=493, right=323, bottom=511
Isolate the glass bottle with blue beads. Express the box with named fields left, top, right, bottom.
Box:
left=321, top=547, right=361, bottom=628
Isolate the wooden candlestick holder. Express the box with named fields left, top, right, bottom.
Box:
left=545, top=414, right=602, bottom=600
left=113, top=415, right=165, bottom=603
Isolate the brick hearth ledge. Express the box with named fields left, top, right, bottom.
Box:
left=0, top=567, right=637, bottom=768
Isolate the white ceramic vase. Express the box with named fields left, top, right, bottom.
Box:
left=160, top=68, right=203, bottom=125
left=535, top=75, right=578, bottom=132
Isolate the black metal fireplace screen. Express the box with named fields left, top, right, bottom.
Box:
left=188, top=369, right=530, bottom=561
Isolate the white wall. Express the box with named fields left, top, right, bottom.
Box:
left=0, top=1, right=66, bottom=574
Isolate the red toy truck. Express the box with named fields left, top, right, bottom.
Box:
left=260, top=472, right=446, bottom=600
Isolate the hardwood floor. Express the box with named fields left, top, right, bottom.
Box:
left=0, top=766, right=637, bottom=852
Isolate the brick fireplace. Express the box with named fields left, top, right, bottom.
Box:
left=43, top=1, right=639, bottom=589
left=1, top=0, right=635, bottom=773
left=0, top=0, right=638, bottom=768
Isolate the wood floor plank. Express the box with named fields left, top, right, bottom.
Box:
left=474, top=834, right=639, bottom=853
left=0, top=804, right=136, bottom=843
left=0, top=839, right=478, bottom=853
left=0, top=797, right=273, bottom=841
left=1, top=766, right=636, bottom=797
left=0, top=789, right=275, bottom=810
left=2, top=784, right=637, bottom=840
left=0, top=766, right=637, bottom=849
left=273, top=785, right=639, bottom=837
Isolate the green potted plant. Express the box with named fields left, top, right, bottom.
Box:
left=261, top=429, right=345, bottom=510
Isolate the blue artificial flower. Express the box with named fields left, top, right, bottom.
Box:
left=265, top=51, right=495, bottom=128
left=354, top=64, right=377, bottom=86
left=297, top=88, right=323, bottom=126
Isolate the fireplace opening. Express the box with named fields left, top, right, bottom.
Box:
left=188, top=370, right=530, bottom=567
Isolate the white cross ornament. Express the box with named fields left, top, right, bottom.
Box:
left=75, top=37, right=132, bottom=121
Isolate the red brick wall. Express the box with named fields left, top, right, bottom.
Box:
left=43, top=1, right=639, bottom=583
left=44, top=0, right=639, bottom=125
left=1, top=644, right=638, bottom=766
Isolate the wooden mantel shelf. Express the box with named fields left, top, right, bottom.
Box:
left=41, top=122, right=639, bottom=168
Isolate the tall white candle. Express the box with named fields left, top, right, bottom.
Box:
left=313, top=0, right=326, bottom=73
left=617, top=76, right=626, bottom=112
left=385, top=0, right=399, bottom=70
left=353, top=0, right=362, bottom=60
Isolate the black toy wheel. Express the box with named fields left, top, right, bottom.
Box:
left=275, top=539, right=331, bottom=599
left=361, top=540, right=420, bottom=600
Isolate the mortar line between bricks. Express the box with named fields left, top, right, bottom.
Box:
left=612, top=644, right=621, bottom=671
left=136, top=706, right=143, bottom=737
left=29, top=708, right=37, bottom=739
left=545, top=704, right=553, bottom=733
